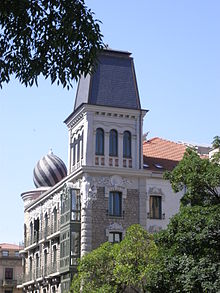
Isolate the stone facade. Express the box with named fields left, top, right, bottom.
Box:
left=91, top=187, right=139, bottom=249
left=0, top=244, right=23, bottom=293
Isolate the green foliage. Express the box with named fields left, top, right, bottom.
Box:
left=212, top=136, right=220, bottom=149
left=70, top=242, right=118, bottom=293
left=147, top=205, right=220, bottom=293
left=156, top=205, right=220, bottom=260
left=164, top=147, right=220, bottom=206
left=114, top=225, right=158, bottom=292
left=0, top=0, right=104, bottom=88
left=70, top=225, right=158, bottom=293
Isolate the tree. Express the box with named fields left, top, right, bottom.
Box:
left=113, top=225, right=158, bottom=292
left=70, top=225, right=158, bottom=293
left=70, top=242, right=118, bottom=293
left=147, top=205, right=220, bottom=293
left=147, top=146, right=220, bottom=292
left=0, top=0, right=104, bottom=89
left=164, top=147, right=220, bottom=206
left=212, top=136, right=220, bottom=149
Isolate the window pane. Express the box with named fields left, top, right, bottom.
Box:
left=114, top=193, right=121, bottom=216
left=150, top=196, right=162, bottom=219
left=2, top=250, right=9, bottom=257
left=72, top=139, right=76, bottom=165
left=123, top=131, right=131, bottom=158
left=109, top=233, right=113, bottom=242
left=5, top=268, right=13, bottom=279
left=109, top=192, right=122, bottom=216
left=81, top=133, right=84, bottom=159
left=109, top=130, right=118, bottom=156
left=109, top=232, right=122, bottom=243
left=109, top=193, right=113, bottom=215
left=96, top=128, right=104, bottom=155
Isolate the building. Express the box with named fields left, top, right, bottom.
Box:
left=19, top=49, right=210, bottom=292
left=0, top=243, right=23, bottom=293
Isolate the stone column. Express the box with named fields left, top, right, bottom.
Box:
left=118, top=133, right=123, bottom=168
left=138, top=177, right=147, bottom=228
left=80, top=174, right=97, bottom=256
left=105, top=131, right=109, bottom=166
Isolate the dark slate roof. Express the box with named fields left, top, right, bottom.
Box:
left=74, top=49, right=141, bottom=110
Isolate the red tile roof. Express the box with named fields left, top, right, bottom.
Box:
left=143, top=137, right=187, bottom=171
left=0, top=243, right=20, bottom=250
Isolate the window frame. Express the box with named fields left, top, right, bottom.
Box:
left=2, top=250, right=9, bottom=257
left=96, top=128, right=104, bottom=155
left=109, top=129, right=118, bottom=157
left=5, top=268, right=13, bottom=280
left=108, top=191, right=122, bottom=217
left=149, top=195, right=162, bottom=219
left=123, top=131, right=131, bottom=158
left=109, top=232, right=122, bottom=243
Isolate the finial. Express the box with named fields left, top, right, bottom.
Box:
left=49, top=148, right=53, bottom=155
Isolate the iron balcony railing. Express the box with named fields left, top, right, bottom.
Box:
left=17, top=263, right=60, bottom=284
left=1, top=279, right=17, bottom=287
left=25, top=220, right=61, bottom=247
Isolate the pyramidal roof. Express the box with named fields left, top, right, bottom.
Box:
left=74, top=48, right=141, bottom=110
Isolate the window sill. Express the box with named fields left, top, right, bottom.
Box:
left=106, top=210, right=125, bottom=219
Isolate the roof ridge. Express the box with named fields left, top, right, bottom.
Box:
left=143, top=137, right=159, bottom=144
left=143, top=137, right=185, bottom=147
left=156, top=137, right=185, bottom=146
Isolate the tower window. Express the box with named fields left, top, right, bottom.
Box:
left=109, top=191, right=122, bottom=217
left=109, top=129, right=118, bottom=156
left=123, top=131, right=131, bottom=158
left=96, top=128, right=104, bottom=155
left=149, top=196, right=162, bottom=219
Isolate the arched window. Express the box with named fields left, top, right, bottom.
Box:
left=109, top=129, right=118, bottom=156
left=36, top=253, right=39, bottom=278
left=44, top=213, right=48, bottom=238
left=123, top=131, right=131, bottom=158
left=29, top=257, right=33, bottom=278
left=44, top=250, right=47, bottom=275
left=96, top=128, right=104, bottom=155
left=77, top=134, right=80, bottom=162
left=72, top=138, right=76, bottom=165
left=53, top=207, right=57, bottom=232
left=30, top=222, right=33, bottom=244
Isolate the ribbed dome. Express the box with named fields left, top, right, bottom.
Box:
left=33, top=151, right=67, bottom=188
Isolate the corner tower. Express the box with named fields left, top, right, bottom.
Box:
left=65, top=49, right=147, bottom=173
left=65, top=49, right=148, bottom=256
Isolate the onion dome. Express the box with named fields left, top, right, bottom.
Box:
left=33, top=150, right=67, bottom=188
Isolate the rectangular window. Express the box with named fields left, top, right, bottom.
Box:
left=2, top=250, right=9, bottom=257
left=5, top=268, right=13, bottom=280
left=149, top=196, right=162, bottom=219
left=71, top=190, right=81, bottom=221
left=109, top=192, right=122, bottom=217
left=109, top=232, right=122, bottom=243
left=15, top=251, right=19, bottom=257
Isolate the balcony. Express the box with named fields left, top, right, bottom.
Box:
left=17, top=263, right=60, bottom=286
left=1, top=279, right=17, bottom=287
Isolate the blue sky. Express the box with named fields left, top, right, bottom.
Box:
left=0, top=0, right=219, bottom=243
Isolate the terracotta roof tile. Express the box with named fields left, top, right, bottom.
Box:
left=143, top=137, right=186, bottom=161
left=0, top=243, right=20, bottom=250
left=143, top=137, right=187, bottom=171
